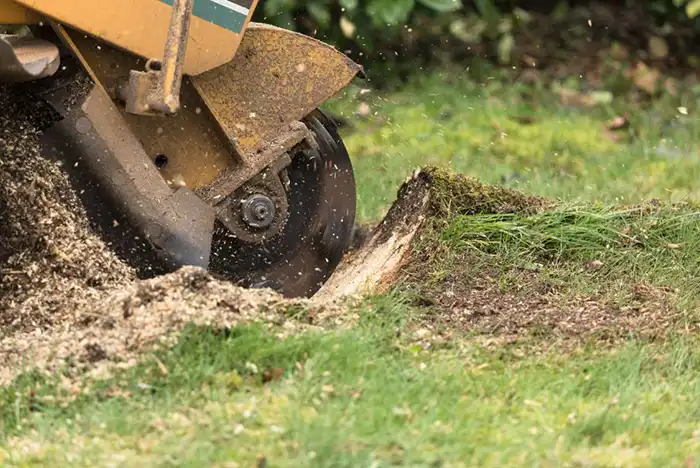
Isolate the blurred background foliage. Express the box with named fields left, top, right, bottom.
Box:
left=254, top=0, right=700, bottom=87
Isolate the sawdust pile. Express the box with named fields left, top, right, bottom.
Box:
left=0, top=85, right=135, bottom=333
left=0, top=267, right=350, bottom=384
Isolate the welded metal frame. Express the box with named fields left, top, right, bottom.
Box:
left=33, top=24, right=217, bottom=270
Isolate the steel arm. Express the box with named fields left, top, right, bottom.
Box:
left=123, top=0, right=194, bottom=116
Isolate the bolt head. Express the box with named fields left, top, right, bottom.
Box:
left=242, top=194, right=276, bottom=229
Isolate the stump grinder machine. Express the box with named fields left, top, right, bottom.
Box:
left=0, top=0, right=363, bottom=297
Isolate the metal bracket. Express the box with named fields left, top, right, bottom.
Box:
left=38, top=71, right=217, bottom=270
left=123, top=0, right=194, bottom=116
left=197, top=121, right=316, bottom=206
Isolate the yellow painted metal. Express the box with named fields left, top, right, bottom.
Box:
left=0, top=0, right=40, bottom=24
left=193, top=23, right=363, bottom=156
left=7, top=0, right=259, bottom=75
left=63, top=27, right=237, bottom=190
left=49, top=22, right=361, bottom=192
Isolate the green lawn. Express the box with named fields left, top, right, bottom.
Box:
left=4, top=319, right=700, bottom=466
left=4, top=70, right=700, bottom=467
left=331, top=70, right=700, bottom=222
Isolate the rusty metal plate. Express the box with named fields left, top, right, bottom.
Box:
left=64, top=29, right=239, bottom=190
left=192, top=22, right=363, bottom=156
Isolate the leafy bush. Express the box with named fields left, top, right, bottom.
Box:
left=258, top=0, right=700, bottom=35
left=262, top=0, right=461, bottom=29
left=255, top=0, right=700, bottom=75
left=259, top=0, right=462, bottom=52
left=258, top=0, right=537, bottom=67
left=675, top=0, right=700, bottom=18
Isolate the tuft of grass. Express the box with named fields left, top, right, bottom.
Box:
left=436, top=202, right=700, bottom=308
left=425, top=165, right=548, bottom=218
left=375, top=167, right=700, bottom=318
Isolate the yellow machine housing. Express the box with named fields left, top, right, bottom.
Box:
left=0, top=0, right=361, bottom=176
left=1, top=0, right=253, bottom=75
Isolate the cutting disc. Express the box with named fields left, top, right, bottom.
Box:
left=208, top=109, right=357, bottom=298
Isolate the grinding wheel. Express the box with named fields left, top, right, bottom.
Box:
left=208, top=109, right=357, bottom=298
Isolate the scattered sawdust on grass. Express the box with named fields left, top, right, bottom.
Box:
left=0, top=267, right=353, bottom=385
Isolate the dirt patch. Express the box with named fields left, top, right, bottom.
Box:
left=411, top=270, right=680, bottom=341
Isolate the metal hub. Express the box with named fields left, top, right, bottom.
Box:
left=242, top=194, right=276, bottom=229
left=215, top=170, right=290, bottom=245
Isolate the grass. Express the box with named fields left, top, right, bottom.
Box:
left=327, top=69, right=700, bottom=222
left=5, top=69, right=700, bottom=466
left=5, top=318, right=700, bottom=466
left=437, top=202, right=700, bottom=307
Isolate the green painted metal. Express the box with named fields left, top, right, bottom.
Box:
left=159, top=0, right=248, bottom=33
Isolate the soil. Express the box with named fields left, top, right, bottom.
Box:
left=409, top=264, right=680, bottom=342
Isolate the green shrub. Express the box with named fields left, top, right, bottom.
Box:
left=675, top=0, right=700, bottom=18
left=254, top=0, right=700, bottom=79
left=258, top=0, right=462, bottom=51
left=256, top=0, right=699, bottom=52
